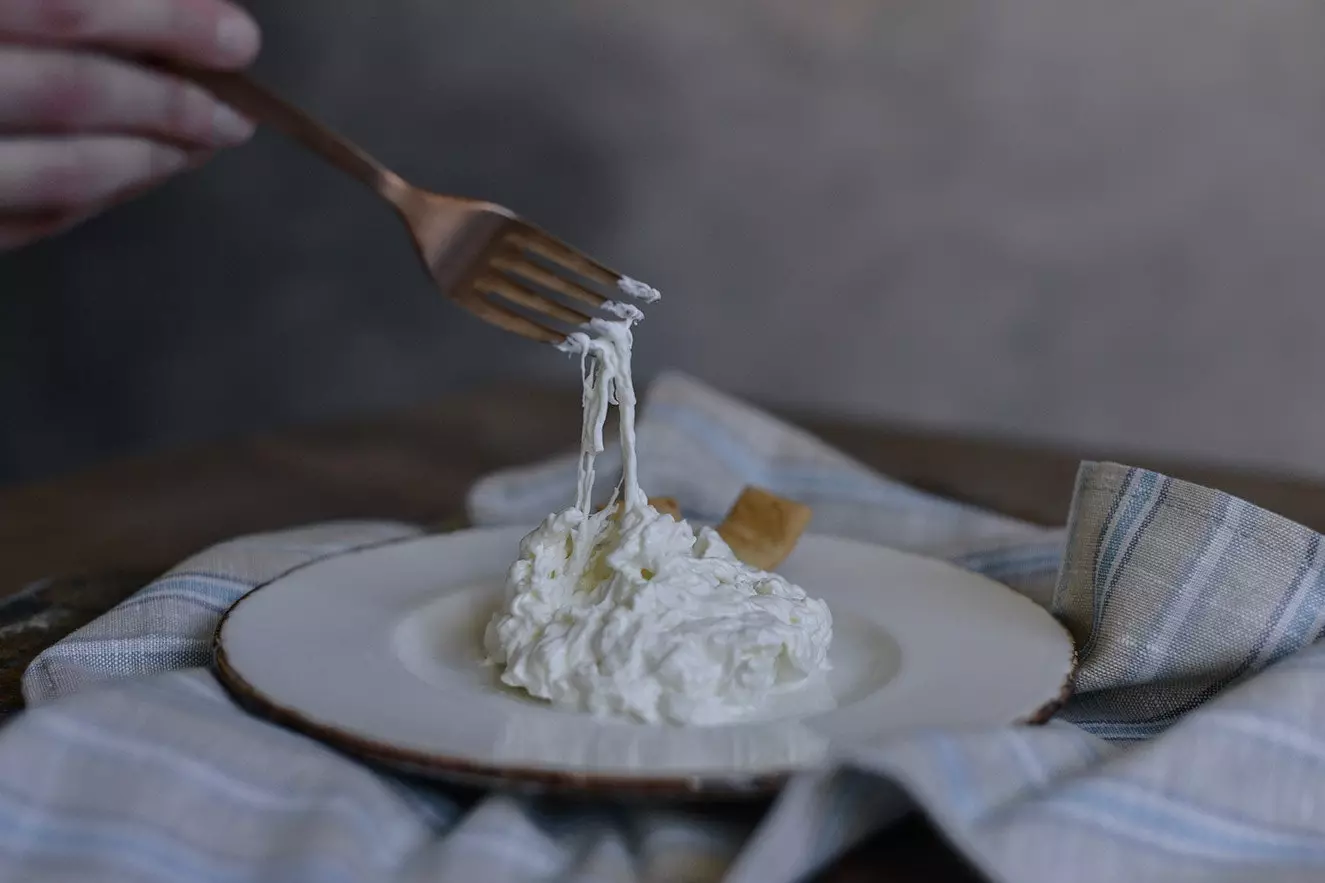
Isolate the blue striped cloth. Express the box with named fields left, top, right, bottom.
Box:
left=12, top=372, right=1325, bottom=882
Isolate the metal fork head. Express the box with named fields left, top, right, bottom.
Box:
left=397, top=192, right=622, bottom=344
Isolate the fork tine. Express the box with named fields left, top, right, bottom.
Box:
left=461, top=293, right=566, bottom=344
left=505, top=230, right=619, bottom=289
left=490, top=255, right=607, bottom=308
left=474, top=275, right=592, bottom=327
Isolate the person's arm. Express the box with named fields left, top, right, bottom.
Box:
left=0, top=0, right=261, bottom=250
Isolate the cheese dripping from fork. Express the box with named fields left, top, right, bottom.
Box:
left=482, top=278, right=833, bottom=726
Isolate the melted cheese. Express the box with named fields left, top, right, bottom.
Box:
left=483, top=280, right=833, bottom=725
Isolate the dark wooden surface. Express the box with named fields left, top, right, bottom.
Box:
left=5, top=384, right=1325, bottom=883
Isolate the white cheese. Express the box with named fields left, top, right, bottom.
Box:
left=483, top=279, right=833, bottom=725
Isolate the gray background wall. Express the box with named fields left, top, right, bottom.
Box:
left=4, top=0, right=1325, bottom=485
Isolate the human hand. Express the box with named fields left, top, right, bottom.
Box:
left=0, top=0, right=261, bottom=250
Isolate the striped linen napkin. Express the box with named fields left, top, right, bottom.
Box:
left=8, top=371, right=1325, bottom=883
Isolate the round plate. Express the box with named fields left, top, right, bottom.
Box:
left=214, top=528, right=1075, bottom=798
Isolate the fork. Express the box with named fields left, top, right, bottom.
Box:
left=158, top=62, right=622, bottom=344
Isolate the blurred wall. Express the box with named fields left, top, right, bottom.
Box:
left=5, top=0, right=1325, bottom=484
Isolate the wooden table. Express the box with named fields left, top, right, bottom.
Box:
left=5, top=384, right=1325, bottom=882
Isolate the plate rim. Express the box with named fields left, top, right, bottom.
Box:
left=211, top=527, right=1078, bottom=799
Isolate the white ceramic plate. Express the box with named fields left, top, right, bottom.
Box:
left=215, top=528, right=1075, bottom=798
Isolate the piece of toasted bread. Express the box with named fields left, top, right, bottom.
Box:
left=647, top=497, right=682, bottom=520
left=598, top=496, right=681, bottom=520
left=716, top=486, right=812, bottom=571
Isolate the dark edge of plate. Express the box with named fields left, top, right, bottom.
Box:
left=1022, top=644, right=1079, bottom=725
left=210, top=529, right=1079, bottom=800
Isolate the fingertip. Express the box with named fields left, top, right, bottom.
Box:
left=212, top=103, right=255, bottom=146
left=214, top=6, right=261, bottom=68
left=151, top=143, right=191, bottom=177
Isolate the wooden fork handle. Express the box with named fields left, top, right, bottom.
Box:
left=146, top=59, right=405, bottom=201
